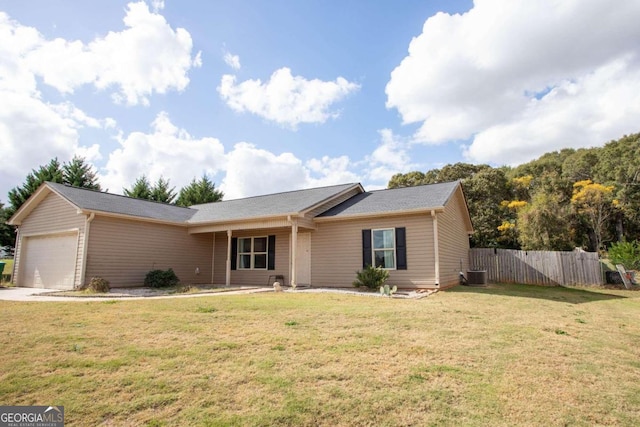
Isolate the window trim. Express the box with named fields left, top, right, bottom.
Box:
left=237, top=236, right=269, bottom=270
left=371, top=228, right=397, bottom=270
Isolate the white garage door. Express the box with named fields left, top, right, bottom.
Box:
left=20, top=232, right=78, bottom=289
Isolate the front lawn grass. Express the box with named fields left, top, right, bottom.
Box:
left=1, top=284, right=639, bottom=426
left=49, top=285, right=250, bottom=297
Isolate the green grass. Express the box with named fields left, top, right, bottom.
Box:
left=1, top=283, right=639, bottom=426
left=49, top=285, right=249, bottom=297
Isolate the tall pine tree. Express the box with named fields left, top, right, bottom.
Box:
left=7, top=158, right=64, bottom=215
left=63, top=156, right=101, bottom=190
left=5, top=156, right=102, bottom=249
left=150, top=177, right=176, bottom=204
left=176, top=175, right=224, bottom=206
left=123, top=176, right=152, bottom=200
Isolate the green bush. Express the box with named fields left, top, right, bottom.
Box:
left=85, top=276, right=110, bottom=293
left=353, top=265, right=389, bottom=290
left=144, top=268, right=180, bottom=288
left=608, top=241, right=640, bottom=270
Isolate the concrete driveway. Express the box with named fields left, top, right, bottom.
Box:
left=0, top=286, right=272, bottom=302
left=0, top=286, right=65, bottom=301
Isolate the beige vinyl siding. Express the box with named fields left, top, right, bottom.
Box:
left=85, top=216, right=212, bottom=287
left=212, top=229, right=290, bottom=286
left=212, top=232, right=226, bottom=284
left=437, top=188, right=471, bottom=288
left=312, top=214, right=436, bottom=288
left=14, top=192, right=86, bottom=288
left=304, top=187, right=362, bottom=218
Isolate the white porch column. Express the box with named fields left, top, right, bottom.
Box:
left=431, top=210, right=440, bottom=286
left=226, top=230, right=232, bottom=287
left=291, top=221, right=298, bottom=288
left=79, top=212, right=95, bottom=289
left=211, top=233, right=216, bottom=284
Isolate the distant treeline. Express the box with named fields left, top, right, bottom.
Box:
left=389, top=132, right=640, bottom=252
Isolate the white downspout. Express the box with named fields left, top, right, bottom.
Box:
left=289, top=215, right=298, bottom=288
left=226, top=230, right=232, bottom=287
left=11, top=227, right=19, bottom=284
left=79, top=212, right=95, bottom=289
left=211, top=233, right=216, bottom=285
left=431, top=210, right=440, bottom=287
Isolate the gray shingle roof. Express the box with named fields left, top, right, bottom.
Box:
left=188, top=183, right=360, bottom=223
left=43, top=181, right=457, bottom=225
left=48, top=182, right=196, bottom=223
left=317, top=181, right=460, bottom=218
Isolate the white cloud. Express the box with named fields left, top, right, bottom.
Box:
left=223, top=51, right=241, bottom=70
left=150, top=0, right=165, bottom=13
left=221, top=142, right=307, bottom=199
left=17, top=1, right=201, bottom=106
left=464, top=58, right=640, bottom=165
left=0, top=3, right=201, bottom=201
left=217, top=67, right=360, bottom=129
left=0, top=91, right=110, bottom=199
left=100, top=113, right=400, bottom=200
left=100, top=111, right=365, bottom=200
left=305, top=156, right=360, bottom=188
left=386, top=0, right=640, bottom=165
left=364, top=129, right=416, bottom=182
left=100, top=112, right=226, bottom=193
left=221, top=144, right=361, bottom=200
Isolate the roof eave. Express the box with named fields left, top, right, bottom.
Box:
left=454, top=183, right=474, bottom=234
left=77, top=209, right=190, bottom=227
left=187, top=211, right=301, bottom=227
left=314, top=206, right=445, bottom=222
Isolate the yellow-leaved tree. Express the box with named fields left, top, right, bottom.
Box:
left=571, top=180, right=618, bottom=252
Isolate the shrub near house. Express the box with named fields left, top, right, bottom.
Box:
left=144, top=269, right=180, bottom=288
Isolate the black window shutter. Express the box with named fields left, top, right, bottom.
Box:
left=396, top=227, right=407, bottom=270
left=268, top=235, right=276, bottom=270
left=231, top=237, right=238, bottom=270
left=362, top=229, right=372, bottom=268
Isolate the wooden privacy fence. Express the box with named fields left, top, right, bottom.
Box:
left=469, top=248, right=603, bottom=286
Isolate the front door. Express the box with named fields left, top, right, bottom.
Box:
left=296, top=232, right=311, bottom=286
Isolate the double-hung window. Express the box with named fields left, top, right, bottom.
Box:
left=362, top=227, right=406, bottom=270
left=372, top=228, right=396, bottom=269
left=238, top=237, right=268, bottom=269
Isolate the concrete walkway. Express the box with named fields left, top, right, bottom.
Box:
left=0, top=286, right=273, bottom=302
left=0, top=285, right=435, bottom=302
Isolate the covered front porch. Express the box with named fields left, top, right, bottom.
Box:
left=188, top=216, right=315, bottom=288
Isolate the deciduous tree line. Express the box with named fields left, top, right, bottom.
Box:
left=389, top=133, right=640, bottom=252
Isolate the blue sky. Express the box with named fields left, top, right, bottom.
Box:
left=1, top=0, right=639, bottom=202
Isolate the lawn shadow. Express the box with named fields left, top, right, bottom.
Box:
left=449, top=283, right=628, bottom=304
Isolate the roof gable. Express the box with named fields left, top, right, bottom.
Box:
left=9, top=182, right=196, bottom=225
left=317, top=181, right=461, bottom=218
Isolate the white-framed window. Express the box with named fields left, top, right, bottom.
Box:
left=238, top=236, right=268, bottom=270
left=372, top=228, right=396, bottom=269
